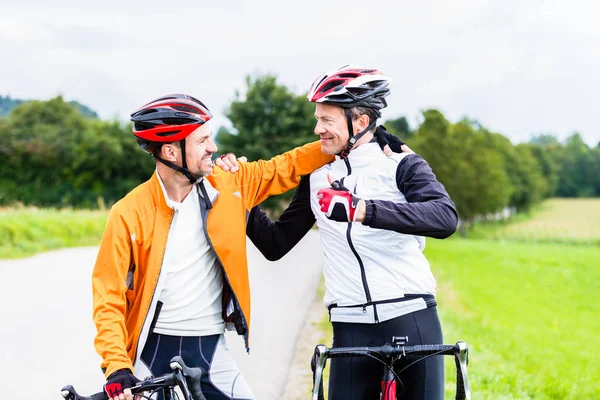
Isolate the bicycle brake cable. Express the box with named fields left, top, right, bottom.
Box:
left=396, top=348, right=449, bottom=375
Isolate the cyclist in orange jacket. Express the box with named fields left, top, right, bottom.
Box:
left=92, top=94, right=333, bottom=400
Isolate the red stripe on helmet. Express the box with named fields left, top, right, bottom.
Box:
left=132, top=122, right=200, bottom=143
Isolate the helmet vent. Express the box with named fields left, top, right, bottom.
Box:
left=320, top=80, right=345, bottom=93
left=155, top=130, right=181, bottom=137
left=166, top=118, right=194, bottom=125
left=173, top=105, right=201, bottom=114
left=138, top=109, right=158, bottom=116
left=134, top=121, right=156, bottom=131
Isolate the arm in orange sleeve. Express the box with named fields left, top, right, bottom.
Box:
left=232, top=140, right=333, bottom=209
left=91, top=204, right=135, bottom=378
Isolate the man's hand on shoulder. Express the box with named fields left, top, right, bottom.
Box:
left=382, top=143, right=414, bottom=157
left=213, top=152, right=247, bottom=173
left=374, top=127, right=414, bottom=156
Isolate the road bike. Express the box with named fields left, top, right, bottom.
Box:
left=311, top=336, right=470, bottom=400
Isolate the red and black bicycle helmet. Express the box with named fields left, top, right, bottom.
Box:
left=131, top=94, right=212, bottom=153
left=307, top=65, right=391, bottom=157
left=130, top=94, right=213, bottom=183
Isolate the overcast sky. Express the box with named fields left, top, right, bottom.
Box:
left=1, top=0, right=598, bottom=146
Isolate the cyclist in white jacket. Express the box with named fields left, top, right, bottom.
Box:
left=241, top=65, right=458, bottom=399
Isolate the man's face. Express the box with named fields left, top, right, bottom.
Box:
left=314, top=103, right=349, bottom=155
left=184, top=123, right=218, bottom=179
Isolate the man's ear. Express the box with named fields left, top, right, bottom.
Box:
left=160, top=143, right=179, bottom=162
left=355, top=114, right=370, bottom=133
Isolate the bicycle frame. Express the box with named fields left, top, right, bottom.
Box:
left=311, top=340, right=470, bottom=400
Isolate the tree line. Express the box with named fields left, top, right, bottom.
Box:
left=1, top=77, right=598, bottom=226
left=0, top=95, right=99, bottom=119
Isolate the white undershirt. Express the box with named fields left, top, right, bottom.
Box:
left=154, top=173, right=225, bottom=336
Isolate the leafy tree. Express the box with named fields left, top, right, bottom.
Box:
left=529, top=134, right=560, bottom=146
left=0, top=95, right=25, bottom=117
left=217, top=75, right=316, bottom=213
left=1, top=97, right=87, bottom=205
left=0, top=96, right=151, bottom=207
left=0, top=94, right=98, bottom=119
left=593, top=145, right=600, bottom=196
left=411, top=111, right=511, bottom=234
left=511, top=144, right=546, bottom=211
left=556, top=133, right=595, bottom=197
left=383, top=116, right=413, bottom=140
left=529, top=143, right=559, bottom=198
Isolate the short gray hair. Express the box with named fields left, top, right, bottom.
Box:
left=350, top=106, right=378, bottom=125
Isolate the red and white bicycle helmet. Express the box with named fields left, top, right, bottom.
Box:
left=130, top=94, right=213, bottom=183
left=307, top=65, right=391, bottom=112
left=307, top=65, right=391, bottom=157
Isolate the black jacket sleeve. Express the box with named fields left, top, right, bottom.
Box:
left=246, top=175, right=315, bottom=261
left=362, top=154, right=458, bottom=238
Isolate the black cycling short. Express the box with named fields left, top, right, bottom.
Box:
left=328, top=306, right=444, bottom=400
left=140, top=332, right=254, bottom=400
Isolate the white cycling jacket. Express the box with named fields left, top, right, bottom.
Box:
left=309, top=142, right=456, bottom=323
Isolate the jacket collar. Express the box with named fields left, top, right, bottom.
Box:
left=149, top=171, right=173, bottom=217
left=152, top=170, right=220, bottom=212
left=198, top=177, right=219, bottom=205
left=334, top=142, right=381, bottom=166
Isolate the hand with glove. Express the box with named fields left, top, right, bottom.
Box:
left=316, top=173, right=366, bottom=222
left=104, top=368, right=140, bottom=400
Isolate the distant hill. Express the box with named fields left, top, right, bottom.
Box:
left=0, top=95, right=99, bottom=119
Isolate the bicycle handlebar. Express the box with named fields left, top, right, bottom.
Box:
left=324, top=343, right=458, bottom=358
left=312, top=341, right=470, bottom=400
left=61, top=356, right=206, bottom=400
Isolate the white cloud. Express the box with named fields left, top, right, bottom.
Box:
left=1, top=0, right=598, bottom=146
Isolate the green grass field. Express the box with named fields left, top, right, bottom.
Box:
left=470, top=198, right=600, bottom=245
left=0, top=207, right=107, bottom=258
left=430, top=239, right=600, bottom=399
left=316, top=198, right=600, bottom=399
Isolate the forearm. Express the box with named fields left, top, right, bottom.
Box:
left=92, top=209, right=133, bottom=377
left=247, top=176, right=315, bottom=260
left=362, top=198, right=457, bottom=238
left=93, top=300, right=134, bottom=377
left=360, top=154, right=458, bottom=238
left=92, top=275, right=132, bottom=377
left=239, top=141, right=333, bottom=208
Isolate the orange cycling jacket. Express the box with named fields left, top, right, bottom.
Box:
left=92, top=141, right=332, bottom=378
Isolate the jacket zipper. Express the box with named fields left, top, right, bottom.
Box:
left=198, top=184, right=250, bottom=348
left=342, top=157, right=379, bottom=323
left=133, top=208, right=174, bottom=364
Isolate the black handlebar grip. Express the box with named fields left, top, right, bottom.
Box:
left=90, top=392, right=109, bottom=400
left=409, top=345, right=454, bottom=356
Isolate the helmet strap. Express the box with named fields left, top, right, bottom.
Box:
left=340, top=109, right=377, bottom=159
left=154, top=139, right=197, bottom=184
